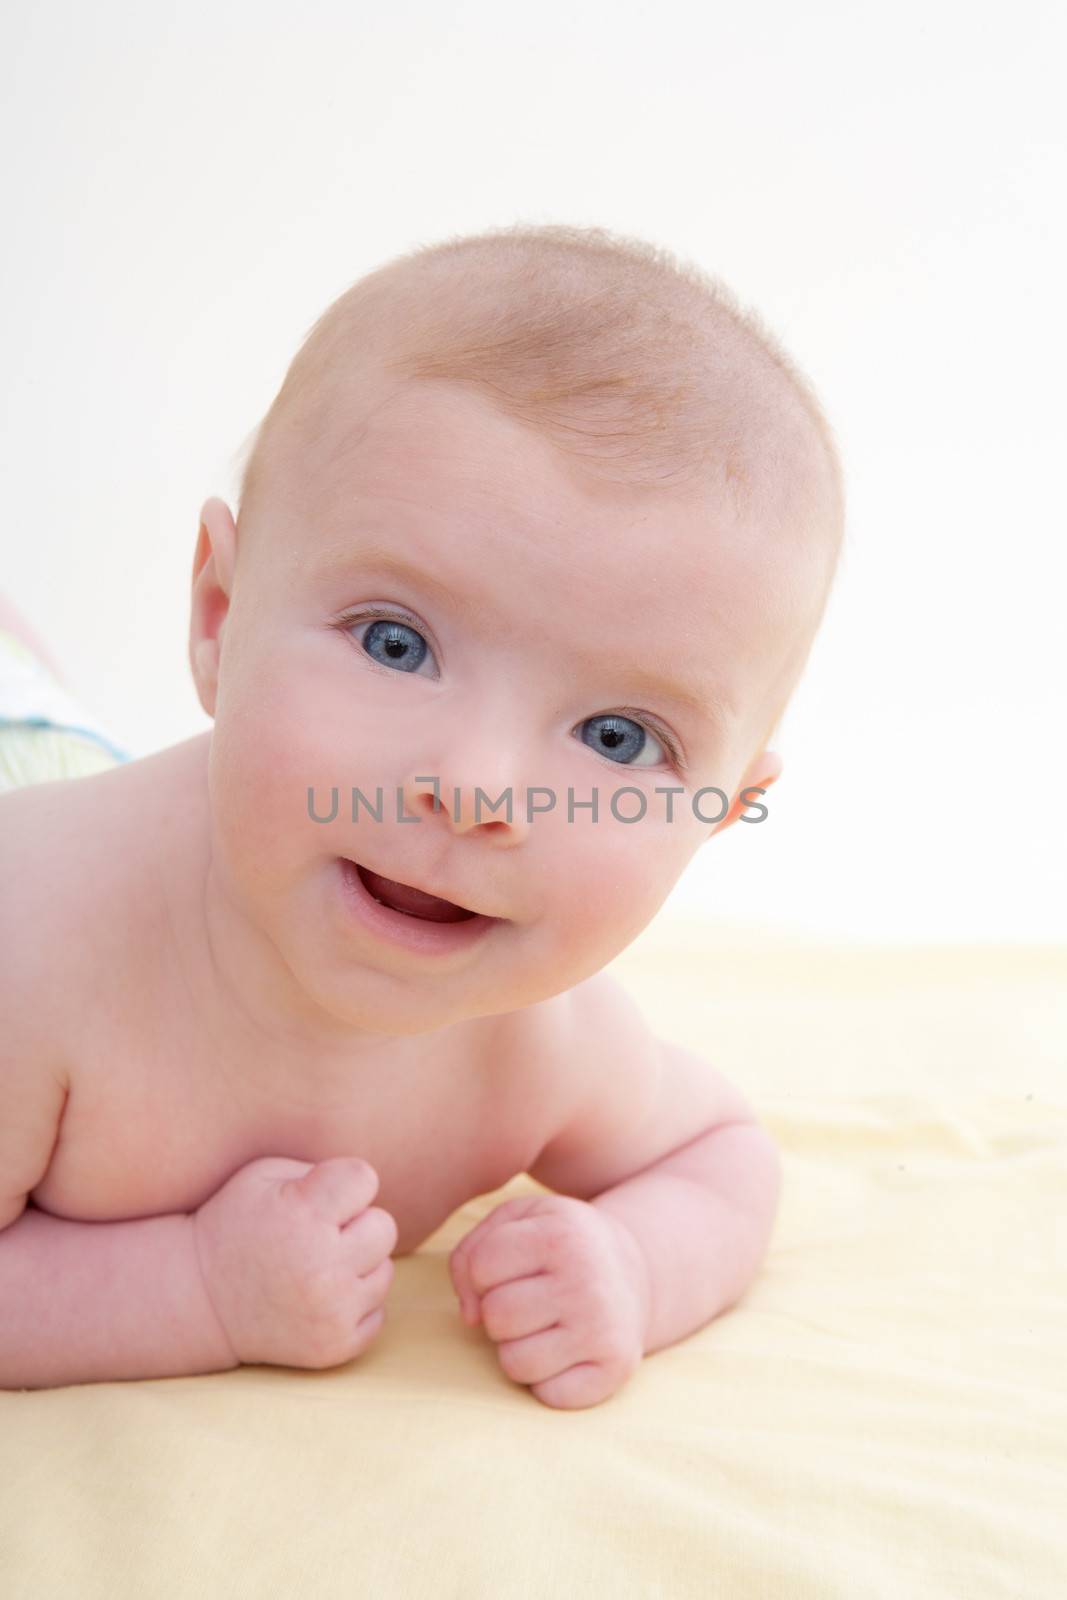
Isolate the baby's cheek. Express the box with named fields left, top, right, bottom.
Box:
left=212, top=680, right=327, bottom=875
left=233, top=648, right=346, bottom=777
left=548, top=811, right=683, bottom=940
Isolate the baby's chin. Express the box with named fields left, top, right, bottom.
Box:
left=250, top=869, right=502, bottom=1031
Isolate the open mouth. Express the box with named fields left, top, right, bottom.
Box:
left=352, top=861, right=479, bottom=923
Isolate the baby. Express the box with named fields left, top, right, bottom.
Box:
left=0, top=223, right=844, bottom=1406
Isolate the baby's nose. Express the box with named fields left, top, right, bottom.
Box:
left=396, top=689, right=545, bottom=836
left=398, top=769, right=532, bottom=838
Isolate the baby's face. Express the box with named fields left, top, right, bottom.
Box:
left=196, top=377, right=811, bottom=1035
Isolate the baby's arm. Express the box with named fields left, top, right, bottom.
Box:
left=529, top=972, right=782, bottom=1356
left=0, top=1204, right=238, bottom=1390
left=0, top=981, right=396, bottom=1389
left=0, top=855, right=234, bottom=1388
left=0, top=1050, right=396, bottom=1390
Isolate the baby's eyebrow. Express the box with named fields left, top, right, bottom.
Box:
left=314, top=541, right=462, bottom=612
left=614, top=666, right=732, bottom=730
left=316, top=540, right=730, bottom=732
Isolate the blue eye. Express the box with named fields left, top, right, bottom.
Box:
left=344, top=613, right=675, bottom=767
left=577, top=713, right=667, bottom=768
left=359, top=618, right=430, bottom=674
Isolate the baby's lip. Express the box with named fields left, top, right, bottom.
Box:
left=341, top=856, right=503, bottom=921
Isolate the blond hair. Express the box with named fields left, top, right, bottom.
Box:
left=235, top=222, right=842, bottom=522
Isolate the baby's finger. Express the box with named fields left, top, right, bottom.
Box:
left=448, top=1243, right=481, bottom=1324
left=286, top=1156, right=380, bottom=1225
left=449, top=1197, right=544, bottom=1274
left=358, top=1254, right=396, bottom=1301
left=464, top=1215, right=551, bottom=1303
left=449, top=1198, right=540, bottom=1321
left=480, top=1274, right=561, bottom=1343
left=343, top=1204, right=399, bottom=1273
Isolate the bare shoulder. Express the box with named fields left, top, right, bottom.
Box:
left=476, top=970, right=655, bottom=1194
left=0, top=751, right=173, bottom=1062
left=0, top=782, right=84, bottom=1223
left=532, top=968, right=668, bottom=1136
left=524, top=968, right=758, bottom=1200
left=0, top=771, right=109, bottom=1056
left=0, top=781, right=76, bottom=1044
left=487, top=970, right=650, bottom=1069
left=460, top=983, right=577, bottom=1166
left=0, top=757, right=162, bottom=1223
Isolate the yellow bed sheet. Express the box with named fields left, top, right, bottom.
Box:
left=2, top=917, right=1064, bottom=1598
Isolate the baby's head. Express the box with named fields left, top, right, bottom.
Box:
left=189, top=224, right=844, bottom=1037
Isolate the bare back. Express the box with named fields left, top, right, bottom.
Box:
left=1, top=736, right=571, bottom=1255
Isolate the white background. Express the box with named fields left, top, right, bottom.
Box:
left=2, top=0, right=1064, bottom=944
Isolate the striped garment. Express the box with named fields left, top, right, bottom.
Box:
left=0, top=625, right=132, bottom=792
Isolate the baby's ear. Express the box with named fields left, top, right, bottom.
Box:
left=711, top=749, right=783, bottom=839
left=751, top=749, right=783, bottom=790
left=189, top=499, right=237, bottom=716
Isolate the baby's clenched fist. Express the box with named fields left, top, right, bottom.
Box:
left=192, top=1155, right=398, bottom=1371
